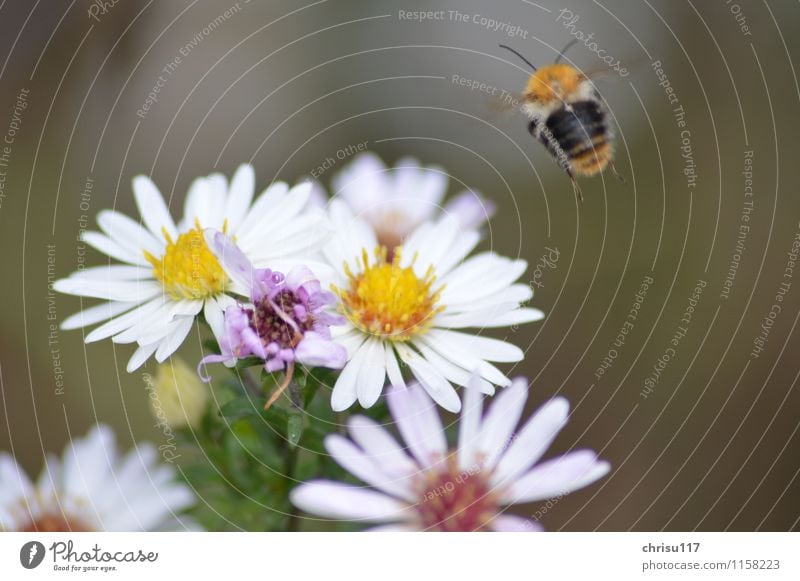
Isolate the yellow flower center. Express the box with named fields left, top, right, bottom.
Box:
left=144, top=220, right=228, bottom=300
left=334, top=246, right=443, bottom=341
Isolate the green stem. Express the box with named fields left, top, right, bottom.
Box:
left=285, top=446, right=300, bottom=532
left=239, top=368, right=262, bottom=398
left=284, top=371, right=307, bottom=532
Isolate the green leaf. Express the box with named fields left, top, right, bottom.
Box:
left=219, top=396, right=261, bottom=421
left=303, top=377, right=322, bottom=408
left=287, top=411, right=304, bottom=449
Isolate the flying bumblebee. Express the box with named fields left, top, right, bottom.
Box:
left=500, top=42, right=624, bottom=201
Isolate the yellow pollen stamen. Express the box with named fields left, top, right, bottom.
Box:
left=144, top=218, right=228, bottom=300
left=333, top=245, right=444, bottom=341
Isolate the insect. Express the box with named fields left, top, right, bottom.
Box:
left=500, top=41, right=625, bottom=201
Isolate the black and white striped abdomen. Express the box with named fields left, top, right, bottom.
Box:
left=530, top=98, right=614, bottom=176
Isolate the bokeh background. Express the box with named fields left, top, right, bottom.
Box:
left=1, top=0, right=799, bottom=531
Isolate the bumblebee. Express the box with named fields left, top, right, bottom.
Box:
left=500, top=43, right=624, bottom=201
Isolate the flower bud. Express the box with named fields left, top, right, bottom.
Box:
left=147, top=357, right=208, bottom=429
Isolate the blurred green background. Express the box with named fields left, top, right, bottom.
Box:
left=1, top=0, right=799, bottom=530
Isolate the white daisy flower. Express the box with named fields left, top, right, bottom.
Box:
left=291, top=378, right=611, bottom=531
left=324, top=200, right=544, bottom=412
left=313, top=153, right=495, bottom=251
left=0, top=424, right=198, bottom=531
left=54, top=165, right=330, bottom=372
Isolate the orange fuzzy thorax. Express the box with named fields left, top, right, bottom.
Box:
left=525, top=64, right=584, bottom=104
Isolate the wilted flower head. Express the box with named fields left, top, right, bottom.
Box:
left=198, top=232, right=346, bottom=396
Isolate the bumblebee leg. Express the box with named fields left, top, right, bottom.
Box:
left=527, top=120, right=537, bottom=137
left=569, top=171, right=584, bottom=203
left=609, top=161, right=627, bottom=184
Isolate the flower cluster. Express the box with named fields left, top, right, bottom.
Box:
left=38, top=153, right=610, bottom=531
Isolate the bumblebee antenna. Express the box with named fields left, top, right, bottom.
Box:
left=554, top=39, right=579, bottom=64
left=499, top=44, right=537, bottom=71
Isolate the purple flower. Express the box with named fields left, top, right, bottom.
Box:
left=290, top=377, right=611, bottom=531
left=198, top=231, right=346, bottom=388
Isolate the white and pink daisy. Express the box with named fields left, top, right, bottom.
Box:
left=54, top=165, right=330, bottom=372
left=324, top=200, right=543, bottom=412
left=290, top=378, right=610, bottom=531
left=312, top=153, right=495, bottom=251
left=0, top=424, right=197, bottom=531
left=198, top=232, right=346, bottom=406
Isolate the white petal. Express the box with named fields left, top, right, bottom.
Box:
left=356, top=339, right=387, bottom=409
left=457, top=374, right=486, bottom=471
left=111, top=301, right=173, bottom=345
left=415, top=341, right=493, bottom=393
left=431, top=230, right=481, bottom=277
left=427, top=329, right=523, bottom=363
left=443, top=189, right=496, bottom=230
left=79, top=231, right=149, bottom=266
left=482, top=308, right=546, bottom=327
left=347, top=415, right=419, bottom=478
left=323, top=199, right=378, bottom=272
left=402, top=215, right=459, bottom=275
left=132, top=175, right=178, bottom=241
left=501, top=451, right=611, bottom=504
left=224, top=164, right=255, bottom=232
left=127, top=341, right=159, bottom=372
left=83, top=297, right=164, bottom=343
left=395, top=343, right=461, bottom=412
left=203, top=296, right=228, bottom=345
left=434, top=302, right=522, bottom=329
left=386, top=383, right=446, bottom=468
left=333, top=152, right=388, bottom=214
left=384, top=343, right=406, bottom=389
left=97, top=209, right=162, bottom=258
left=182, top=176, right=216, bottom=230
left=61, top=301, right=137, bottom=330
left=419, top=332, right=511, bottom=387
left=69, top=265, right=153, bottom=281
left=244, top=214, right=330, bottom=262
left=155, top=316, right=195, bottom=362
left=236, top=183, right=311, bottom=249
left=331, top=347, right=365, bottom=411
left=493, top=397, right=570, bottom=486
left=441, top=255, right=527, bottom=304
left=290, top=481, right=409, bottom=522
left=201, top=174, right=228, bottom=230
left=53, top=277, right=161, bottom=303
left=476, top=379, right=528, bottom=469
left=0, top=453, right=33, bottom=504
left=167, top=298, right=203, bottom=318
left=325, top=434, right=414, bottom=501
left=334, top=329, right=367, bottom=360
left=446, top=284, right=533, bottom=308
left=63, top=424, right=115, bottom=503
left=235, top=182, right=289, bottom=241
